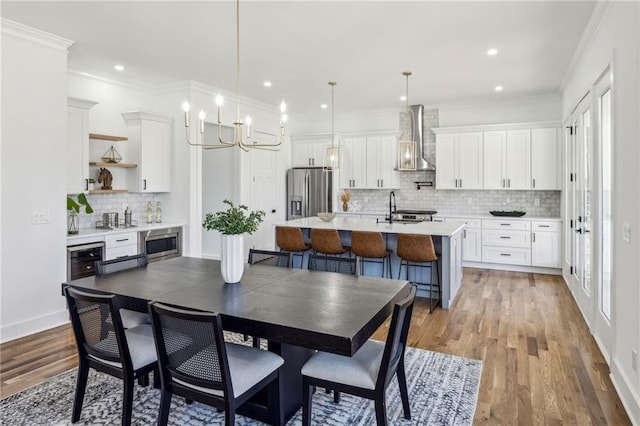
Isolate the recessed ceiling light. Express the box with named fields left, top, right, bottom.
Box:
left=487, top=48, right=498, bottom=56
left=400, top=96, right=407, bottom=101
left=263, top=81, right=272, bottom=87
left=320, top=104, right=328, bottom=109
left=114, top=64, right=124, bottom=71
left=495, top=85, right=503, bottom=92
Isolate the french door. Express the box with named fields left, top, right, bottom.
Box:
left=566, top=67, right=614, bottom=362
left=569, top=94, right=594, bottom=325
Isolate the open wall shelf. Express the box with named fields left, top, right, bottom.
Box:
left=89, top=161, right=137, bottom=168
left=89, top=133, right=128, bottom=141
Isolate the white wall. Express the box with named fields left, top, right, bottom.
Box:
left=1, top=21, right=73, bottom=342
left=561, top=2, right=639, bottom=423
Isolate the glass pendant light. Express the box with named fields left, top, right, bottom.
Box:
left=398, top=71, right=417, bottom=170
left=324, top=81, right=340, bottom=169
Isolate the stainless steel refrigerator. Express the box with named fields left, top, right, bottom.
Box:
left=286, top=167, right=333, bottom=220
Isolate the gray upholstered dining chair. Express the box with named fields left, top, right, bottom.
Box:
left=95, top=254, right=150, bottom=328
left=301, top=285, right=417, bottom=426
left=148, top=302, right=284, bottom=426
left=64, top=286, right=158, bottom=426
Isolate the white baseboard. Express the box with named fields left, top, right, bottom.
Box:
left=610, top=358, right=640, bottom=426
left=0, top=309, right=69, bottom=344
left=463, top=261, right=562, bottom=275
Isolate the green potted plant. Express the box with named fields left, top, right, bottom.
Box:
left=67, top=193, right=94, bottom=234
left=203, top=199, right=264, bottom=283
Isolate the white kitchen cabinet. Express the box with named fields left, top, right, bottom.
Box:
left=292, top=136, right=330, bottom=167
left=104, top=231, right=138, bottom=260
left=481, top=219, right=531, bottom=265
left=446, top=217, right=482, bottom=262
left=531, top=128, right=560, bottom=190
left=436, top=132, right=483, bottom=189
left=122, top=111, right=173, bottom=192
left=340, top=136, right=367, bottom=188
left=365, top=134, right=398, bottom=189
left=483, top=130, right=530, bottom=190
left=531, top=220, right=561, bottom=267
left=67, top=98, right=97, bottom=194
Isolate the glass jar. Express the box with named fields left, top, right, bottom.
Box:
left=146, top=202, right=153, bottom=224
left=68, top=211, right=79, bottom=234
left=155, top=202, right=162, bottom=223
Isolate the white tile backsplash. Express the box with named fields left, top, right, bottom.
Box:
left=71, top=193, right=161, bottom=230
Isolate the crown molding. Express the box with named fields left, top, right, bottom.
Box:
left=122, top=110, right=174, bottom=124
left=68, top=69, right=158, bottom=93
left=1, top=18, right=73, bottom=51
left=436, top=93, right=561, bottom=112
left=560, top=0, right=612, bottom=91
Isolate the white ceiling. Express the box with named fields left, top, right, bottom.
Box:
left=2, top=1, right=596, bottom=116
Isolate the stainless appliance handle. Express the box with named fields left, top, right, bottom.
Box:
left=304, top=171, right=310, bottom=217
left=67, top=241, right=104, bottom=253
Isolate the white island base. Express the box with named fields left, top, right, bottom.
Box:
left=275, top=217, right=465, bottom=309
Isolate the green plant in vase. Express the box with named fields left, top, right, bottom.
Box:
left=67, top=193, right=94, bottom=234
left=203, top=199, right=265, bottom=283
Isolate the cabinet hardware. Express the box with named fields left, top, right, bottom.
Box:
left=575, top=228, right=583, bottom=234
left=463, top=230, right=467, bottom=238
left=500, top=253, right=511, bottom=257
left=502, top=179, right=505, bottom=188
left=532, top=178, right=536, bottom=188
left=499, top=236, right=511, bottom=239
left=539, top=225, right=550, bottom=228
left=381, top=179, right=384, bottom=187
left=143, top=179, right=147, bottom=190
left=459, top=179, right=462, bottom=188
left=532, top=233, right=536, bottom=242
left=507, top=178, right=511, bottom=188
left=500, top=223, right=511, bottom=226
left=85, top=179, right=89, bottom=191
left=116, top=238, right=129, bottom=242
left=271, top=209, right=276, bottom=213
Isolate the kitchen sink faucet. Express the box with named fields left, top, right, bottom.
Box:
left=389, top=191, right=397, bottom=224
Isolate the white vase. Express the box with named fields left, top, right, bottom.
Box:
left=220, top=234, right=245, bottom=283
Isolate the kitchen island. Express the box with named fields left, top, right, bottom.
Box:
left=276, top=216, right=465, bottom=308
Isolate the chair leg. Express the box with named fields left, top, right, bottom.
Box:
left=158, top=388, right=172, bottom=426
left=138, top=373, right=149, bottom=387
left=122, top=376, right=135, bottom=426
left=397, top=360, right=412, bottom=420
left=374, top=393, right=389, bottom=426
left=333, top=390, right=340, bottom=403
left=302, top=377, right=312, bottom=426
left=225, top=408, right=236, bottom=426
left=72, top=361, right=89, bottom=422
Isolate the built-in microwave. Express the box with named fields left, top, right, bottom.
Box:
left=138, top=227, right=181, bottom=262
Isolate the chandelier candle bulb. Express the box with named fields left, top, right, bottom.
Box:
left=198, top=110, right=205, bottom=134
left=182, top=102, right=190, bottom=127
left=245, top=116, right=252, bottom=137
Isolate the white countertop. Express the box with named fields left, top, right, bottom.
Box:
left=433, top=213, right=562, bottom=221
left=67, top=222, right=185, bottom=245
left=276, top=217, right=464, bottom=237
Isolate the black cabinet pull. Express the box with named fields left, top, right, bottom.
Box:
left=500, top=253, right=511, bottom=257
left=143, top=179, right=147, bottom=190
left=499, top=236, right=511, bottom=239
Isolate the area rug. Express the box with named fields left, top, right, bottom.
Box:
left=1, top=346, right=481, bottom=425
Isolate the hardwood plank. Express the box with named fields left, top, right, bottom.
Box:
left=0, top=268, right=633, bottom=425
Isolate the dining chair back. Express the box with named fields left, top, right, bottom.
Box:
left=301, top=285, right=417, bottom=426
left=148, top=302, right=284, bottom=426
left=248, top=248, right=291, bottom=268
left=95, top=254, right=150, bottom=328
left=64, top=286, right=157, bottom=426
left=308, top=253, right=357, bottom=275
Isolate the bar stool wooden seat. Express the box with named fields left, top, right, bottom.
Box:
left=396, top=233, right=440, bottom=312
left=310, top=228, right=350, bottom=256
left=276, top=226, right=311, bottom=268
left=351, top=231, right=393, bottom=278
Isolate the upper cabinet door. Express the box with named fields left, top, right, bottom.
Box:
left=483, top=131, right=506, bottom=190
left=122, top=111, right=173, bottom=193
left=67, top=98, right=97, bottom=194
left=436, top=134, right=458, bottom=189
left=377, top=134, right=399, bottom=188
left=505, top=129, right=531, bottom=190
left=531, top=128, right=559, bottom=190
left=457, top=132, right=483, bottom=189
left=340, top=136, right=366, bottom=188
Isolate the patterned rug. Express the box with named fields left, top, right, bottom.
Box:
left=1, top=345, right=481, bottom=425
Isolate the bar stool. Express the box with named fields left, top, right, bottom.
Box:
left=351, top=231, right=393, bottom=278
left=310, top=228, right=350, bottom=256
left=396, top=233, right=440, bottom=313
left=276, top=226, right=311, bottom=268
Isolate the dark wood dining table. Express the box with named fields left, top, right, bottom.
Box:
left=63, top=256, right=410, bottom=424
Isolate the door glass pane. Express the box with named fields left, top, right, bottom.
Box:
left=600, top=89, right=612, bottom=320
left=582, top=109, right=592, bottom=295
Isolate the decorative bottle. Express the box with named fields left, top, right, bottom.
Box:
left=155, top=202, right=162, bottom=223
left=146, top=202, right=153, bottom=224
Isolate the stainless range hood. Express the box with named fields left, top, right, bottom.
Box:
left=405, top=104, right=436, bottom=171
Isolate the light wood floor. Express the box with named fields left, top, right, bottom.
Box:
left=0, top=268, right=631, bottom=424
